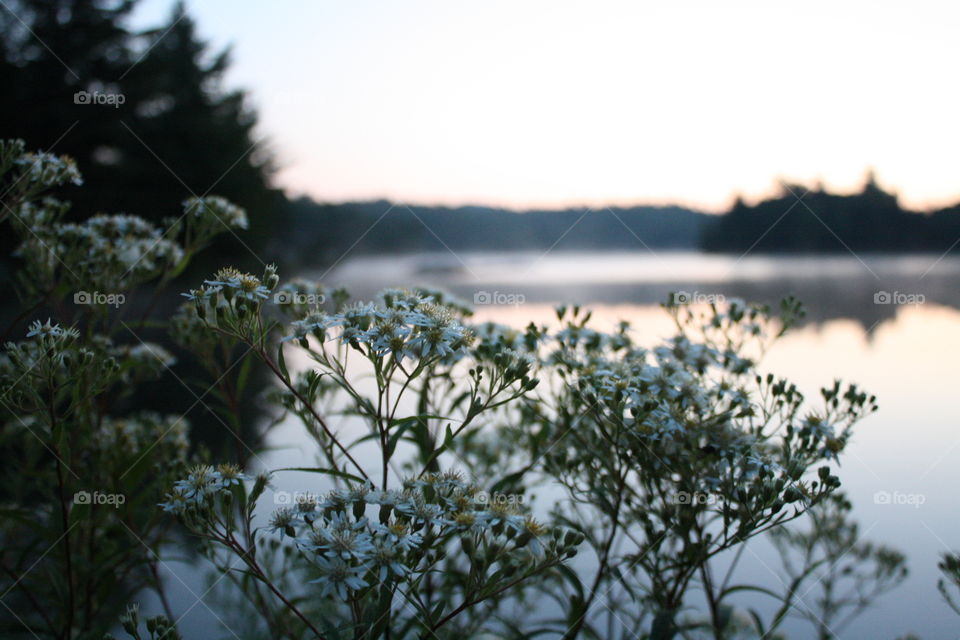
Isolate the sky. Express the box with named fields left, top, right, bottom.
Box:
left=132, top=0, right=960, bottom=212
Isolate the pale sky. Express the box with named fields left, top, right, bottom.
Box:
left=133, top=1, right=960, bottom=212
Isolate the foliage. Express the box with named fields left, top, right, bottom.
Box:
left=455, top=300, right=878, bottom=638
left=0, top=138, right=247, bottom=638
left=938, top=551, right=960, bottom=617
left=165, top=269, right=579, bottom=638
left=0, top=139, right=912, bottom=639
left=724, top=493, right=907, bottom=639
left=0, top=0, right=279, bottom=267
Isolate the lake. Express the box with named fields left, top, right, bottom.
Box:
left=162, top=251, right=960, bottom=639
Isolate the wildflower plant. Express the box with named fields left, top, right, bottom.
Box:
left=163, top=272, right=578, bottom=638
left=0, top=139, right=247, bottom=638
left=456, top=300, right=878, bottom=638
left=760, top=493, right=908, bottom=639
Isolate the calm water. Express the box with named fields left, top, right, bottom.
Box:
left=164, top=251, right=960, bottom=639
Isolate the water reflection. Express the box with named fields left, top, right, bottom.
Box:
left=318, top=251, right=960, bottom=332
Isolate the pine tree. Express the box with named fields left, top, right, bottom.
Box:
left=0, top=0, right=280, bottom=268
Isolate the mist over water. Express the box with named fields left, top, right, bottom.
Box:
left=317, top=251, right=960, bottom=331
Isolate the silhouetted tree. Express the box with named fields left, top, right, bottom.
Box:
left=0, top=0, right=281, bottom=270
left=701, top=174, right=960, bottom=253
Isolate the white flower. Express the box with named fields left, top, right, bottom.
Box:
left=367, top=535, right=412, bottom=581
left=205, top=271, right=270, bottom=302
left=307, top=511, right=374, bottom=560
left=366, top=323, right=414, bottom=361
left=26, top=319, right=78, bottom=340
left=449, top=510, right=491, bottom=533
left=309, top=556, right=367, bottom=601
left=269, top=507, right=296, bottom=536
left=517, top=517, right=549, bottom=555
left=214, top=463, right=248, bottom=487
left=484, top=505, right=526, bottom=533
left=173, top=465, right=223, bottom=503
left=365, top=489, right=408, bottom=507
left=16, top=151, right=82, bottom=187
left=159, top=486, right=190, bottom=514
left=395, top=500, right=447, bottom=528
left=318, top=488, right=354, bottom=510
left=124, top=343, right=176, bottom=369
left=372, top=522, right=422, bottom=552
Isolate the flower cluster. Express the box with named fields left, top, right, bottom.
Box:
left=159, top=463, right=251, bottom=514
left=12, top=149, right=83, bottom=191
left=24, top=317, right=80, bottom=341
left=14, top=211, right=185, bottom=294
left=261, top=472, right=577, bottom=603
left=182, top=265, right=280, bottom=338
left=2, top=144, right=249, bottom=307
left=0, top=321, right=110, bottom=402
left=96, top=413, right=190, bottom=462
left=473, top=299, right=875, bottom=633
left=182, top=195, right=249, bottom=230
left=286, top=289, right=475, bottom=364
left=109, top=602, right=182, bottom=640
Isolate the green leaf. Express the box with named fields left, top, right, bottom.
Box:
left=277, top=343, right=289, bottom=380
left=386, top=414, right=445, bottom=459
left=307, top=369, right=324, bottom=399
left=443, top=423, right=454, bottom=447
left=272, top=467, right=365, bottom=484
left=719, top=583, right=782, bottom=600
left=430, top=597, right=448, bottom=621
left=491, top=468, right=529, bottom=494
left=236, top=355, right=253, bottom=395
left=555, top=563, right=585, bottom=601
left=748, top=607, right=767, bottom=636
left=650, top=609, right=678, bottom=640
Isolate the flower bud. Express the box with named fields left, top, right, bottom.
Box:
left=783, top=486, right=803, bottom=503
left=264, top=265, right=280, bottom=290
left=563, top=530, right=583, bottom=547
